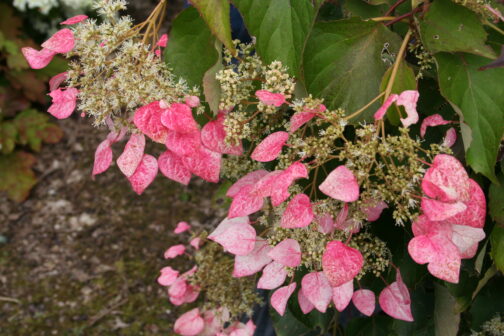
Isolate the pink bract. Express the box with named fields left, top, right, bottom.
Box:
left=166, top=130, right=201, bottom=157
left=128, top=154, right=158, bottom=195
left=157, top=34, right=169, bottom=47
left=92, top=139, right=113, bottom=176
left=322, top=241, right=364, bottom=287
left=49, top=72, right=68, bottom=91
left=397, top=90, right=419, bottom=128
left=361, top=200, right=388, bottom=222
left=228, top=185, right=264, bottom=218
left=190, top=237, right=201, bottom=250
left=257, top=261, right=287, bottom=290
left=209, top=220, right=256, bottom=256
left=48, top=87, right=79, bottom=119
left=445, top=179, right=486, bottom=229
left=251, top=131, right=289, bottom=162
left=271, top=283, right=296, bottom=316
left=117, top=134, right=145, bottom=177
left=209, top=217, right=250, bottom=240
left=174, top=308, right=205, bottom=336
left=268, top=239, right=302, bottom=267
left=421, top=198, right=467, bottom=222
left=201, top=113, right=243, bottom=155
left=157, top=266, right=179, bottom=286
left=280, top=194, right=314, bottom=228
left=352, top=289, right=376, bottom=316
left=442, top=127, right=457, bottom=147
left=21, top=47, right=57, bottom=69
left=185, top=95, right=200, bottom=107
left=298, top=289, right=315, bottom=314
left=233, top=239, right=272, bottom=277
left=41, top=28, right=75, bottom=53
left=378, top=272, right=414, bottom=322
left=60, top=15, right=88, bottom=25
left=158, top=150, right=191, bottom=185
left=182, top=146, right=221, bottom=183
left=319, top=166, right=359, bottom=202
left=255, top=89, right=286, bottom=107
left=420, top=114, right=451, bottom=138
left=174, top=221, right=191, bottom=234
left=332, top=280, right=354, bottom=312
left=316, top=213, right=334, bottom=234
left=226, top=169, right=268, bottom=198
left=289, top=112, right=316, bottom=133
left=133, top=101, right=169, bottom=143
left=164, top=244, right=186, bottom=259
left=301, top=272, right=333, bottom=313
left=161, top=103, right=199, bottom=134
left=374, top=94, right=398, bottom=121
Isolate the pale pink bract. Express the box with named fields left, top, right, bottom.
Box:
left=233, top=239, right=272, bottom=277
left=268, top=239, right=301, bottom=267
left=226, top=170, right=268, bottom=198
left=257, top=261, right=287, bottom=290
left=128, top=154, right=158, bottom=195
left=158, top=150, right=192, bottom=185
left=397, top=90, right=419, bottom=128
left=209, top=219, right=256, bottom=256
left=60, top=15, right=88, bottom=25
left=322, top=241, right=364, bottom=287
left=420, top=114, right=451, bottom=138
left=174, top=308, right=205, bottom=336
left=378, top=272, right=413, bottom=322
left=319, top=166, right=359, bottom=202
left=251, top=131, right=289, bottom=162
left=332, top=280, right=354, bottom=312
left=297, top=289, right=315, bottom=314
left=280, top=194, right=314, bottom=228
left=157, top=266, right=179, bottom=286
left=352, top=289, right=376, bottom=316
left=117, top=134, right=146, bottom=177
left=442, top=127, right=457, bottom=147
left=164, top=244, right=186, bottom=259
left=255, top=89, right=286, bottom=107
left=271, top=283, right=296, bottom=316
left=301, top=272, right=333, bottom=313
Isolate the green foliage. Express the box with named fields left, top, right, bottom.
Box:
left=0, top=151, right=37, bottom=202
left=303, top=18, right=401, bottom=121
left=380, top=62, right=416, bottom=125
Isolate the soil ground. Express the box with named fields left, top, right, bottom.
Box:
left=0, top=117, right=224, bottom=335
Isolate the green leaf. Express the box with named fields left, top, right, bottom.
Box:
left=436, top=53, right=504, bottom=182
left=434, top=283, right=460, bottom=336
left=190, top=0, right=235, bottom=55
left=346, top=315, right=393, bottom=336
left=13, top=109, right=63, bottom=152
left=379, top=61, right=417, bottom=125
left=233, top=0, right=316, bottom=76
left=203, top=40, right=224, bottom=115
left=489, top=173, right=504, bottom=224
left=419, top=0, right=495, bottom=59
left=0, top=151, right=37, bottom=202
left=303, top=18, right=402, bottom=122
left=165, top=7, right=219, bottom=88
left=490, top=225, right=504, bottom=272
left=0, top=122, right=17, bottom=154
left=344, top=0, right=387, bottom=19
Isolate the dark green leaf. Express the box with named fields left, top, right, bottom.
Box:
left=203, top=41, right=224, bottom=115
left=346, top=315, right=394, bottom=336
left=489, top=173, right=504, bottom=225
left=419, top=0, right=495, bottom=59
left=436, top=52, right=504, bottom=182
left=233, top=0, right=316, bottom=76
left=434, top=283, right=460, bottom=336
left=490, top=225, right=504, bottom=272
left=165, top=7, right=219, bottom=88
left=190, top=0, right=235, bottom=55
left=0, top=151, right=37, bottom=202
left=469, top=277, right=504, bottom=329
left=0, top=122, right=17, bottom=154
left=303, top=18, right=401, bottom=122
left=344, top=0, right=387, bottom=19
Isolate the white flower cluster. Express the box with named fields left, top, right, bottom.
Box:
left=13, top=0, right=93, bottom=14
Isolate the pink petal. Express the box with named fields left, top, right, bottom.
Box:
left=297, top=289, right=315, bottom=314
left=420, top=114, right=451, bottom=138
left=271, top=283, right=296, bottom=316
left=374, top=94, right=398, bottom=120
left=451, top=225, right=485, bottom=259
left=161, top=103, right=199, bottom=134
left=157, top=34, right=168, bottom=47
left=322, top=241, right=364, bottom=287
left=421, top=198, right=467, bottom=221
left=316, top=213, right=334, bottom=234
left=209, top=217, right=250, bottom=240
left=174, top=221, right=191, bottom=234
left=190, top=238, right=201, bottom=250
left=397, top=90, right=419, bottom=128
left=251, top=131, right=289, bottom=162
left=169, top=277, right=188, bottom=298
left=319, top=166, right=359, bottom=202
left=228, top=185, right=264, bottom=218
left=60, top=15, right=88, bottom=25
left=21, top=47, right=56, bottom=69
left=201, top=113, right=243, bottom=155
left=128, top=154, right=158, bottom=195
left=209, top=220, right=256, bottom=256
left=164, top=244, right=186, bottom=259
left=352, top=289, right=375, bottom=316
left=378, top=273, right=414, bottom=322
left=41, top=28, right=75, bottom=53
left=157, top=266, right=179, bottom=286
left=334, top=203, right=349, bottom=231
left=92, top=139, right=113, bottom=176
left=233, top=240, right=272, bottom=277
left=117, top=134, right=146, bottom=177
left=174, top=308, right=205, bottom=336
left=448, top=179, right=486, bottom=228
left=133, top=102, right=169, bottom=143
left=255, top=89, right=286, bottom=107
left=227, top=169, right=269, bottom=198
left=48, top=88, right=78, bottom=119
left=361, top=200, right=388, bottom=222
left=158, top=150, right=191, bottom=185
left=257, top=261, right=287, bottom=290
left=280, top=194, right=314, bottom=228
left=268, top=239, right=301, bottom=267
left=301, top=272, right=333, bottom=313
left=48, top=72, right=68, bottom=91
left=332, top=280, right=354, bottom=312
left=182, top=146, right=221, bottom=183
left=289, top=112, right=315, bottom=133
left=185, top=95, right=200, bottom=107
left=442, top=127, right=457, bottom=147
left=166, top=130, right=201, bottom=157
left=408, top=233, right=461, bottom=283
